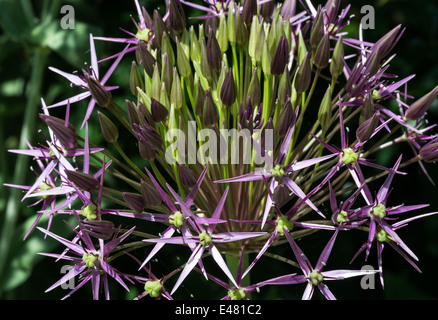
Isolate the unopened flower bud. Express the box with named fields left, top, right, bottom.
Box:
left=405, top=85, right=438, bottom=121
left=310, top=6, right=324, bottom=52
left=126, top=100, right=141, bottom=127
left=234, top=6, right=248, bottom=45
left=98, top=111, right=119, bottom=143
left=207, top=31, right=222, bottom=72
left=39, top=114, right=77, bottom=149
left=84, top=73, right=112, bottom=108
left=330, top=36, right=344, bottom=79
left=318, top=86, right=332, bottom=134
left=137, top=41, right=156, bottom=78
left=161, top=32, right=175, bottom=66
left=176, top=37, right=191, bottom=78
left=203, top=88, right=218, bottom=127
left=150, top=97, right=169, bottom=122
left=178, top=164, right=197, bottom=186
left=419, top=138, right=438, bottom=163
left=200, top=38, right=213, bottom=81
left=171, top=68, right=183, bottom=109
left=65, top=170, right=99, bottom=191
left=260, top=1, right=275, bottom=19
left=161, top=53, right=173, bottom=96
left=356, top=112, right=380, bottom=143
left=189, top=26, right=201, bottom=62
left=139, top=140, right=156, bottom=160
left=313, top=33, right=330, bottom=69
left=277, top=68, right=292, bottom=105
left=220, top=68, right=237, bottom=107
left=294, top=51, right=312, bottom=94
left=242, top=0, right=257, bottom=25
left=247, top=68, right=261, bottom=107
left=130, top=61, right=144, bottom=96
left=141, top=179, right=161, bottom=206
left=217, top=15, right=229, bottom=53
left=194, top=78, right=206, bottom=116
left=271, top=36, right=289, bottom=76
left=81, top=219, right=115, bottom=240
left=167, top=0, right=186, bottom=33
left=281, top=0, right=296, bottom=21
left=273, top=184, right=290, bottom=205
left=152, top=10, right=168, bottom=49
left=123, top=192, right=145, bottom=213
left=277, top=98, right=296, bottom=137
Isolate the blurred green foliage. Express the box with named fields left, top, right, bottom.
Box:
left=0, top=0, right=437, bottom=300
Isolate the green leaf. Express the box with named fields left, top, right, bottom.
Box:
left=31, top=20, right=102, bottom=68
left=0, top=0, right=31, bottom=41
left=1, top=215, right=74, bottom=292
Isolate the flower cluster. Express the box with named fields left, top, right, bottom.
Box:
left=6, top=0, right=438, bottom=300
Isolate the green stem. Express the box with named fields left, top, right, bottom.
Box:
left=0, top=48, right=49, bottom=296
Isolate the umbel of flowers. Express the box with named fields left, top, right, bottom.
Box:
left=7, top=0, right=438, bottom=300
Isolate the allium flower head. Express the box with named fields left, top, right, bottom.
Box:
left=6, top=0, right=438, bottom=301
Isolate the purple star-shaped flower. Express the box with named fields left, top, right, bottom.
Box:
left=46, top=34, right=129, bottom=128
left=256, top=229, right=378, bottom=300
left=37, top=213, right=135, bottom=300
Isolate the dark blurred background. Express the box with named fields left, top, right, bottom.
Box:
left=0, top=0, right=437, bottom=300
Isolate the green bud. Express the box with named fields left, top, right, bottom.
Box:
left=81, top=203, right=97, bottom=220
left=228, top=288, right=246, bottom=300
left=144, top=280, right=163, bottom=298
left=310, top=6, right=324, bottom=52
left=169, top=211, right=185, bottom=228
left=309, top=270, right=324, bottom=286
left=171, top=68, right=183, bottom=109
left=176, top=37, right=192, bottom=78
left=271, top=164, right=285, bottom=177
left=130, top=61, right=144, bottom=96
left=248, top=15, right=261, bottom=64
left=82, top=252, right=98, bottom=268
left=189, top=26, right=201, bottom=62
left=151, top=63, right=161, bottom=102
left=98, top=111, right=119, bottom=143
left=152, top=10, right=168, bottom=49
left=318, top=86, right=332, bottom=134
left=277, top=68, right=291, bottom=105
left=161, top=53, right=173, bottom=96
left=200, top=39, right=213, bottom=81
left=376, top=228, right=390, bottom=242
left=330, top=36, right=344, bottom=79
left=247, top=67, right=261, bottom=107
left=341, top=147, right=359, bottom=165
left=276, top=216, right=294, bottom=235
left=217, top=14, right=229, bottom=53
left=372, top=203, right=386, bottom=219
left=294, top=51, right=312, bottom=94
left=38, top=182, right=51, bottom=199
left=261, top=37, right=271, bottom=76
left=199, top=231, right=213, bottom=247
left=161, top=32, right=175, bottom=66
left=234, top=6, right=247, bottom=45
left=336, top=210, right=348, bottom=223
left=227, top=2, right=236, bottom=43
